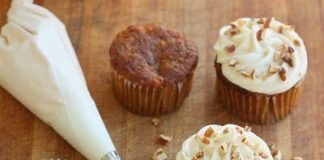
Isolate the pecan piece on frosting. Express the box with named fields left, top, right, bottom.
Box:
left=269, top=64, right=281, bottom=73
left=204, top=127, right=215, bottom=138
left=225, top=44, right=236, bottom=53
left=294, top=40, right=301, bottom=47
left=229, top=59, right=239, bottom=67
left=279, top=67, right=287, bottom=81
left=257, top=29, right=264, bottom=41
left=264, top=17, right=273, bottom=28
left=226, top=24, right=240, bottom=36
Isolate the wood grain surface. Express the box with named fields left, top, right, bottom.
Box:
left=0, top=0, right=323, bottom=159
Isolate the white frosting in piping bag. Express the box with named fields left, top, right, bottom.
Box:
left=0, top=1, right=118, bottom=159
left=214, top=18, right=307, bottom=95
left=177, top=124, right=274, bottom=160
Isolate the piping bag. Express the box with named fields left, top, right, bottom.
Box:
left=0, top=0, right=120, bottom=159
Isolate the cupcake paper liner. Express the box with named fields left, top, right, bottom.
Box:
left=215, top=63, right=304, bottom=124
left=111, top=69, right=193, bottom=115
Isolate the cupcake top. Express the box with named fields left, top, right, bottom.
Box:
left=214, top=18, right=307, bottom=94
left=177, top=124, right=275, bottom=160
left=110, top=23, right=198, bottom=87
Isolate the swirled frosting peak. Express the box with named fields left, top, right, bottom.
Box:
left=177, top=124, right=275, bottom=160
left=214, top=18, right=307, bottom=94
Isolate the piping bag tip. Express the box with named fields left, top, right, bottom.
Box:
left=101, top=151, right=121, bottom=160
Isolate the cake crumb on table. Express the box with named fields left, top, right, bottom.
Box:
left=152, top=118, right=161, bottom=126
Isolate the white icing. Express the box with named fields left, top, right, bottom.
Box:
left=177, top=124, right=274, bottom=160
left=214, top=18, right=307, bottom=94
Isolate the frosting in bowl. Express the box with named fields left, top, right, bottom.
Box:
left=214, top=18, right=307, bottom=95
left=177, top=124, right=274, bottom=160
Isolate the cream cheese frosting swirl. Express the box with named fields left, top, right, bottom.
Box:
left=214, top=18, right=307, bottom=94
left=176, top=124, right=274, bottom=160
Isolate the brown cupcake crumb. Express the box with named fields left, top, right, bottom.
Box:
left=152, top=118, right=161, bottom=126
left=244, top=126, right=252, bottom=132
left=269, top=144, right=282, bottom=160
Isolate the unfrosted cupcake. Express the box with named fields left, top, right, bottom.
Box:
left=177, top=124, right=279, bottom=160
left=110, top=23, right=198, bottom=115
left=214, top=18, right=307, bottom=124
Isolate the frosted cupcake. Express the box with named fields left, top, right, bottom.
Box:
left=214, top=18, right=307, bottom=124
left=177, top=124, right=278, bottom=160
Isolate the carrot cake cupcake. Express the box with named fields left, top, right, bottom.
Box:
left=110, top=23, right=198, bottom=115
left=214, top=18, right=307, bottom=124
left=177, top=124, right=279, bottom=160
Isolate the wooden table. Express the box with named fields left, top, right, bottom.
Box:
left=0, top=0, right=323, bottom=159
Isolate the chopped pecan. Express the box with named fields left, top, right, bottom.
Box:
left=257, top=18, right=264, bottom=24
left=259, top=152, right=269, bottom=159
left=152, top=118, right=161, bottom=126
left=227, top=24, right=240, bottom=36
left=288, top=46, right=295, bottom=53
left=219, top=145, right=227, bottom=156
left=269, top=64, right=281, bottom=73
left=229, top=59, right=239, bottom=67
left=225, top=44, right=236, bottom=53
left=204, top=127, right=214, bottom=138
left=195, top=151, right=204, bottom=159
left=257, top=29, right=264, bottom=41
left=264, top=17, right=273, bottom=28
left=241, top=70, right=255, bottom=79
left=279, top=67, right=287, bottom=81
left=269, top=144, right=282, bottom=160
left=244, top=126, right=252, bottom=132
left=278, top=26, right=284, bottom=33
left=294, top=40, right=300, bottom=47
left=202, top=137, right=210, bottom=145
left=283, top=55, right=293, bottom=67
